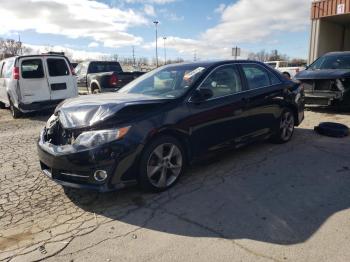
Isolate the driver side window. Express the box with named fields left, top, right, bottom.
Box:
left=199, top=65, right=242, bottom=99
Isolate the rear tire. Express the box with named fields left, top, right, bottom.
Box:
left=9, top=100, right=22, bottom=119
left=90, top=84, right=100, bottom=94
left=271, top=108, right=295, bottom=144
left=138, top=136, right=186, bottom=192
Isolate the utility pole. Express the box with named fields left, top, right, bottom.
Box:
left=18, top=33, right=22, bottom=55
left=132, top=46, right=136, bottom=67
left=153, top=21, right=159, bottom=67
left=193, top=50, right=197, bottom=62
left=163, top=37, right=167, bottom=65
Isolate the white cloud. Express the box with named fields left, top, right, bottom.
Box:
left=214, top=4, right=226, bottom=14
left=124, top=0, right=177, bottom=4
left=88, top=42, right=99, bottom=48
left=144, top=0, right=310, bottom=59
left=24, top=43, right=110, bottom=61
left=167, top=13, right=184, bottom=21
left=0, top=0, right=148, bottom=48
left=144, top=4, right=156, bottom=16
left=203, top=0, right=310, bottom=45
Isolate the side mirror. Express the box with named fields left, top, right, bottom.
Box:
left=191, top=88, right=214, bottom=103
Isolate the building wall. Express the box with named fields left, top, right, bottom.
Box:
left=312, top=0, right=350, bottom=19
left=318, top=20, right=344, bottom=53
left=309, top=0, right=350, bottom=63
left=345, top=27, right=350, bottom=49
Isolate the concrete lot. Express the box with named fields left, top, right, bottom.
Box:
left=0, top=108, right=350, bottom=262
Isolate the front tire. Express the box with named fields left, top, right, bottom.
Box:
left=271, top=108, right=295, bottom=144
left=139, top=136, right=185, bottom=192
left=10, top=100, right=22, bottom=119
left=92, top=88, right=100, bottom=94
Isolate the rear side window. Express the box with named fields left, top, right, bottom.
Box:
left=47, top=58, right=69, bottom=76
left=21, top=59, right=44, bottom=79
left=241, top=64, right=270, bottom=90
left=200, top=65, right=242, bottom=99
left=269, top=71, right=282, bottom=85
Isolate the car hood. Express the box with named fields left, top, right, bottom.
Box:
left=55, top=93, right=169, bottom=129
left=295, top=69, right=350, bottom=80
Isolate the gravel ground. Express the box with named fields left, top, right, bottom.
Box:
left=0, top=108, right=350, bottom=262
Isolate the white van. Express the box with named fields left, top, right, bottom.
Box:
left=0, top=54, right=78, bottom=118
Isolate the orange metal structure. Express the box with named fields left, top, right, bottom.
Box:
left=312, top=0, right=350, bottom=19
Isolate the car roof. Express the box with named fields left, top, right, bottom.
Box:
left=325, top=51, right=350, bottom=56
left=164, top=60, right=265, bottom=69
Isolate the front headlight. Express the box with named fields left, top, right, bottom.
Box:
left=73, top=126, right=131, bottom=148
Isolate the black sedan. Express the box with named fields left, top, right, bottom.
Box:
left=37, top=60, right=305, bottom=192
left=295, top=52, right=350, bottom=107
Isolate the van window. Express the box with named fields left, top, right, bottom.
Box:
left=47, top=58, right=69, bottom=76
left=21, top=59, right=44, bottom=79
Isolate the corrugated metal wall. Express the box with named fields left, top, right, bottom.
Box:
left=312, top=0, right=350, bottom=19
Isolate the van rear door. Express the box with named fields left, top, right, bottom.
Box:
left=19, top=57, right=50, bottom=104
left=45, top=57, right=77, bottom=100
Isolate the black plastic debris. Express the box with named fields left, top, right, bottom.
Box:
left=314, top=122, right=350, bottom=138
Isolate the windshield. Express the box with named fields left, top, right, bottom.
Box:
left=118, top=64, right=207, bottom=99
left=309, top=55, right=350, bottom=70
left=88, top=62, right=122, bottom=73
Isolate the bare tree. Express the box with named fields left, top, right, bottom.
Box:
left=248, top=49, right=289, bottom=62
left=0, top=38, right=23, bottom=59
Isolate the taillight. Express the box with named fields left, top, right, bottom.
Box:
left=70, top=65, right=76, bottom=75
left=109, top=74, right=118, bottom=86
left=13, top=67, right=20, bottom=80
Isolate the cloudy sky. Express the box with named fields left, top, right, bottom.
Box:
left=0, top=0, right=311, bottom=61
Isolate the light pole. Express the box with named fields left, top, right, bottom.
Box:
left=163, top=37, right=167, bottom=65
left=153, top=21, right=159, bottom=67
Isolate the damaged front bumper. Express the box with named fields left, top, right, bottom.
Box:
left=301, top=79, right=350, bottom=106
left=37, top=130, right=142, bottom=192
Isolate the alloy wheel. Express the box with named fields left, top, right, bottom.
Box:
left=280, top=111, right=294, bottom=141
left=147, top=143, right=183, bottom=189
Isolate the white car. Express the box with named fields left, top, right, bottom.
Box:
left=265, top=61, right=305, bottom=79
left=0, top=54, right=78, bottom=118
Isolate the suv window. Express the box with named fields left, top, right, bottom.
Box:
left=21, top=59, right=44, bottom=79
left=242, top=64, right=270, bottom=89
left=199, top=65, right=242, bottom=99
left=47, top=58, right=69, bottom=76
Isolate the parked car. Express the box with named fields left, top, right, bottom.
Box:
left=37, top=60, right=305, bottom=193
left=265, top=61, right=305, bottom=79
left=0, top=54, right=78, bottom=118
left=295, top=52, right=350, bottom=106
left=75, top=61, right=144, bottom=94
